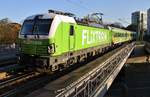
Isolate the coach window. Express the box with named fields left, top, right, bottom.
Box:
left=70, top=25, right=74, bottom=35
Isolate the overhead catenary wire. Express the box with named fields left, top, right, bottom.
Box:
left=64, top=0, right=129, bottom=26
left=64, top=0, right=104, bottom=17
left=65, top=0, right=92, bottom=12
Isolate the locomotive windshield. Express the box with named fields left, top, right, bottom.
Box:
left=21, top=19, right=52, bottom=35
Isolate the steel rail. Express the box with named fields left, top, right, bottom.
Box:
left=0, top=75, right=47, bottom=97
left=0, top=72, right=40, bottom=90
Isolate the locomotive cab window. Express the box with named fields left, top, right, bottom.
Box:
left=21, top=19, right=53, bottom=35
left=70, top=25, right=74, bottom=35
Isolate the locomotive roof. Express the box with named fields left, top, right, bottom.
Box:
left=25, top=13, right=53, bottom=20
left=25, top=13, right=76, bottom=24
left=24, top=13, right=135, bottom=34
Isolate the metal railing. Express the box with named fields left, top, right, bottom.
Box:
left=0, top=43, right=18, bottom=55
left=145, top=41, right=150, bottom=53
left=53, top=43, right=135, bottom=97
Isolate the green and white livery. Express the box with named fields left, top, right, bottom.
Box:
left=19, top=10, right=135, bottom=72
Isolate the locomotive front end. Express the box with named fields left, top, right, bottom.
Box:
left=19, top=14, right=54, bottom=71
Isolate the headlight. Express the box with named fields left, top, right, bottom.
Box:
left=48, top=44, right=55, bottom=54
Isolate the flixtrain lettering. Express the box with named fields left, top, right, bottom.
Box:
left=82, top=30, right=107, bottom=45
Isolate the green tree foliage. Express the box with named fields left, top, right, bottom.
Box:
left=0, top=18, right=12, bottom=24
left=0, top=18, right=21, bottom=43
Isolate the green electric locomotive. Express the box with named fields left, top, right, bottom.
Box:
left=18, top=10, right=135, bottom=72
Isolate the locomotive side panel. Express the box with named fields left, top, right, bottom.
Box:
left=74, top=25, right=112, bottom=51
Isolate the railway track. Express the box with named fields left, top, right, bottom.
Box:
left=0, top=72, right=39, bottom=89
left=0, top=72, right=41, bottom=97
left=0, top=43, right=131, bottom=97
left=24, top=43, right=134, bottom=97
left=0, top=64, right=25, bottom=80
left=0, top=70, right=69, bottom=97
left=0, top=61, right=94, bottom=97
left=0, top=75, right=50, bottom=97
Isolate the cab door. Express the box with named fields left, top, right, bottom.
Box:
left=69, top=25, right=75, bottom=50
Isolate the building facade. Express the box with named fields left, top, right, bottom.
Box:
left=148, top=9, right=150, bottom=36
left=132, top=11, right=147, bottom=31
left=132, top=11, right=147, bottom=39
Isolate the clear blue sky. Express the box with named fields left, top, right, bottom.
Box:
left=0, top=0, right=149, bottom=26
